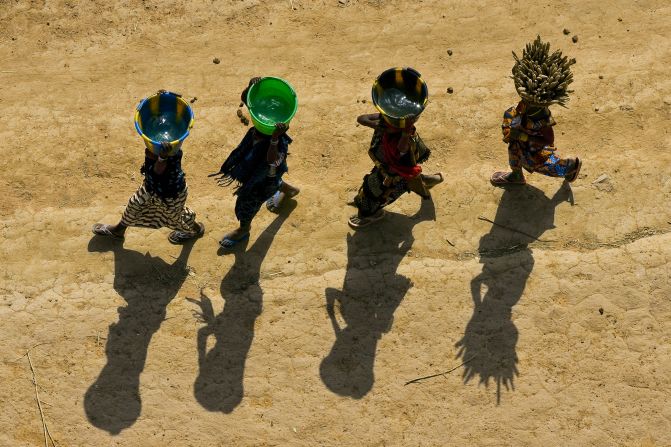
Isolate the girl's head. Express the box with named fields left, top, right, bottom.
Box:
left=524, top=102, right=551, bottom=118
left=381, top=113, right=418, bottom=133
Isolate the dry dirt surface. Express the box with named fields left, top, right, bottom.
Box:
left=2, top=0, right=671, bottom=446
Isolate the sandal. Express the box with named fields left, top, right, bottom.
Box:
left=168, top=222, right=205, bottom=245
left=92, top=223, right=124, bottom=240
left=348, top=210, right=386, bottom=229
left=490, top=171, right=526, bottom=186
left=424, top=172, right=444, bottom=189
left=219, top=232, right=250, bottom=248
left=266, top=189, right=300, bottom=214
left=565, top=157, right=582, bottom=183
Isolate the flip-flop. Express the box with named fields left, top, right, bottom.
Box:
left=348, top=210, right=386, bottom=229
left=266, top=189, right=300, bottom=214
left=219, top=232, right=250, bottom=248
left=490, top=171, right=526, bottom=186
left=565, top=158, right=582, bottom=183
left=92, top=223, right=124, bottom=240
left=168, top=222, right=205, bottom=245
left=425, top=172, right=444, bottom=189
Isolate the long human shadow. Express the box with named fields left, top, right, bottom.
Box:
left=84, top=237, right=194, bottom=434
left=456, top=183, right=570, bottom=404
left=189, top=200, right=296, bottom=413
left=321, top=198, right=435, bottom=398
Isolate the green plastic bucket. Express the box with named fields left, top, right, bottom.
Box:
left=246, top=77, right=298, bottom=135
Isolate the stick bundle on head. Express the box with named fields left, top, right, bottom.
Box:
left=512, top=36, right=576, bottom=107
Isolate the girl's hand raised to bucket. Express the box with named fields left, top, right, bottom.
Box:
left=158, top=141, right=172, bottom=158
left=154, top=142, right=171, bottom=175
left=402, top=117, right=417, bottom=135
left=267, top=123, right=287, bottom=164
left=357, top=113, right=382, bottom=129
left=272, top=122, right=288, bottom=138
left=241, top=77, right=262, bottom=106
left=156, top=89, right=182, bottom=97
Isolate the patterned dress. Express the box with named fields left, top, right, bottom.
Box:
left=120, top=149, right=197, bottom=232
left=354, top=126, right=431, bottom=217
left=502, top=101, right=573, bottom=177
left=214, top=128, right=291, bottom=226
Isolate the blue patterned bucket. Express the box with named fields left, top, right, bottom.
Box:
left=134, top=91, right=194, bottom=156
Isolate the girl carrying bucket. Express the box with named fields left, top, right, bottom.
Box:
left=210, top=77, right=300, bottom=248
left=92, top=90, right=205, bottom=244
left=349, top=68, right=443, bottom=229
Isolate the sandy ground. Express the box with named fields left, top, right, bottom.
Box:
left=1, top=0, right=671, bottom=445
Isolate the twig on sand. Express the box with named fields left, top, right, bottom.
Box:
left=8, top=343, right=51, bottom=363
left=27, top=353, right=58, bottom=447
left=477, top=216, right=548, bottom=242
left=445, top=238, right=455, bottom=247
left=404, top=355, right=477, bottom=386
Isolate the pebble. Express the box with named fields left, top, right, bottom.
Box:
left=190, top=97, right=197, bottom=103
left=237, top=109, right=243, bottom=118
left=447, top=87, right=453, bottom=94
left=447, top=49, right=453, bottom=56
left=572, top=35, right=579, bottom=43
left=563, top=28, right=570, bottom=35
left=239, top=102, right=244, bottom=108
left=599, top=307, right=604, bottom=315
left=598, top=75, right=603, bottom=79
left=213, top=57, right=220, bottom=64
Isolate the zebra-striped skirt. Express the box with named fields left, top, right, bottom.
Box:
left=120, top=184, right=197, bottom=232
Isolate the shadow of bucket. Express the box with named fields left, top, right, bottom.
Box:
left=134, top=91, right=194, bottom=156
left=372, top=67, right=428, bottom=129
